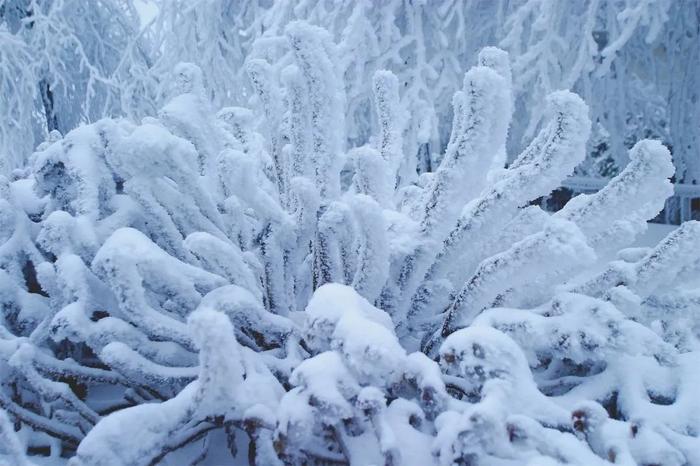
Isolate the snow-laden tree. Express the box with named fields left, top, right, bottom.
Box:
left=138, top=0, right=699, bottom=182
left=0, top=0, right=144, bottom=174
left=3, top=1, right=696, bottom=183
left=1, top=20, right=699, bottom=465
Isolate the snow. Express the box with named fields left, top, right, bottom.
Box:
left=1, top=7, right=697, bottom=465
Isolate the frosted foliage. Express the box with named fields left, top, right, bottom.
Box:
left=0, top=409, right=32, bottom=466
left=0, top=0, right=141, bottom=175
left=412, top=66, right=510, bottom=240
left=2, top=0, right=697, bottom=185
left=63, top=0, right=691, bottom=183
left=0, top=17, right=698, bottom=466
left=557, top=139, right=675, bottom=252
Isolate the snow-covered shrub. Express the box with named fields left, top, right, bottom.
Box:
left=1, top=19, right=698, bottom=465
